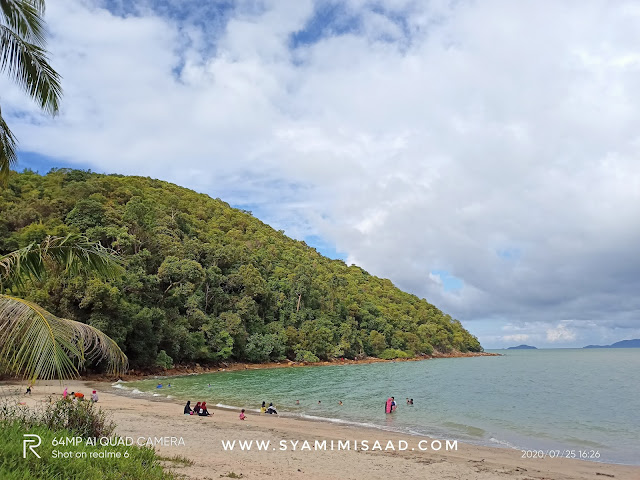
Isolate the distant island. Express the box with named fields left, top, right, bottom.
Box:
left=583, top=339, right=640, bottom=349
left=507, top=345, right=537, bottom=350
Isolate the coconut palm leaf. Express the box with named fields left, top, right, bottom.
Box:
left=0, top=22, right=61, bottom=115
left=0, top=294, right=128, bottom=380
left=0, top=105, right=17, bottom=180
left=0, top=0, right=47, bottom=46
left=0, top=234, right=124, bottom=292
left=0, top=0, right=61, bottom=185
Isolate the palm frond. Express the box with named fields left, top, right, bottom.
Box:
left=0, top=294, right=128, bottom=380
left=0, top=235, right=124, bottom=292
left=0, top=0, right=46, bottom=46
left=0, top=23, right=61, bottom=115
left=0, top=105, right=17, bottom=182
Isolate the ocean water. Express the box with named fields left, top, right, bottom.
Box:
left=120, top=349, right=640, bottom=465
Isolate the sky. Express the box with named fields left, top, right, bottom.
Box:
left=2, top=0, right=639, bottom=349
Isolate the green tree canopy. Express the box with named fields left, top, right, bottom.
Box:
left=0, top=170, right=483, bottom=369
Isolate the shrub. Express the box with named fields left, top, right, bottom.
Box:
left=1, top=397, right=115, bottom=439
left=379, top=348, right=410, bottom=360
left=155, top=350, right=174, bottom=370
left=294, top=349, right=319, bottom=363
left=421, top=342, right=434, bottom=356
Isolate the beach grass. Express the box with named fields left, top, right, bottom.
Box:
left=0, top=421, right=178, bottom=479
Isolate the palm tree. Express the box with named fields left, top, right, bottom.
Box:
left=1, top=0, right=62, bottom=184
left=0, top=235, right=128, bottom=381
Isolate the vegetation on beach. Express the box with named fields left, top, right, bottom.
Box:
left=1, top=170, right=482, bottom=370
left=0, top=398, right=177, bottom=479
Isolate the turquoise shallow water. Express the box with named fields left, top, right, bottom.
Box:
left=120, top=349, right=640, bottom=465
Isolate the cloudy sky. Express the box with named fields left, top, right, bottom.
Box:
left=3, top=0, right=639, bottom=348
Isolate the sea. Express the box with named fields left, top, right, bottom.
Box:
left=116, top=348, right=640, bottom=465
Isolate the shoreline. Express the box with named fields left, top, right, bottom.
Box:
left=3, top=380, right=637, bottom=479
left=104, top=377, right=639, bottom=468
left=95, top=351, right=502, bottom=381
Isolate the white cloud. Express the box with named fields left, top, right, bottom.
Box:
left=3, top=0, right=640, bottom=347
left=546, top=324, right=577, bottom=343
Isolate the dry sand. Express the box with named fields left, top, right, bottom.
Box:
left=3, top=380, right=638, bottom=480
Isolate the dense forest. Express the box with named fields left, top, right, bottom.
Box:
left=0, top=170, right=482, bottom=370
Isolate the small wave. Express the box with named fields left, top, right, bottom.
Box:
left=152, top=394, right=161, bottom=397
left=296, top=413, right=382, bottom=431
left=130, top=389, right=143, bottom=395
left=166, top=395, right=173, bottom=399
left=215, top=403, right=240, bottom=410
left=489, top=437, right=518, bottom=449
left=111, top=383, right=129, bottom=390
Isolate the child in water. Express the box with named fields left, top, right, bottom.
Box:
left=260, top=401, right=266, bottom=413
left=239, top=409, right=246, bottom=420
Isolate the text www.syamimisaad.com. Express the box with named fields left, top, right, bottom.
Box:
left=221, top=439, right=458, bottom=452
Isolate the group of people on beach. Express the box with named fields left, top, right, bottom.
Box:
left=184, top=401, right=211, bottom=416
left=61, top=387, right=98, bottom=403
left=261, top=401, right=278, bottom=414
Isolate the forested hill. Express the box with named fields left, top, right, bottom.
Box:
left=1, top=169, right=482, bottom=369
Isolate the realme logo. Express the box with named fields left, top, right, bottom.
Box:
left=23, top=434, right=41, bottom=458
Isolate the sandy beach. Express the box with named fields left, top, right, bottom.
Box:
left=3, top=380, right=637, bottom=480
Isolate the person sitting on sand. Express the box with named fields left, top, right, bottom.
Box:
left=184, top=401, right=192, bottom=415
left=198, top=402, right=211, bottom=416
left=24, top=386, right=31, bottom=395
left=260, top=401, right=266, bottom=413
left=193, top=402, right=201, bottom=414
left=239, top=409, right=246, bottom=420
left=266, top=403, right=278, bottom=415
left=91, top=390, right=99, bottom=402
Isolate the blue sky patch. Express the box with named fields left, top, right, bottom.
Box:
left=431, top=269, right=464, bottom=292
